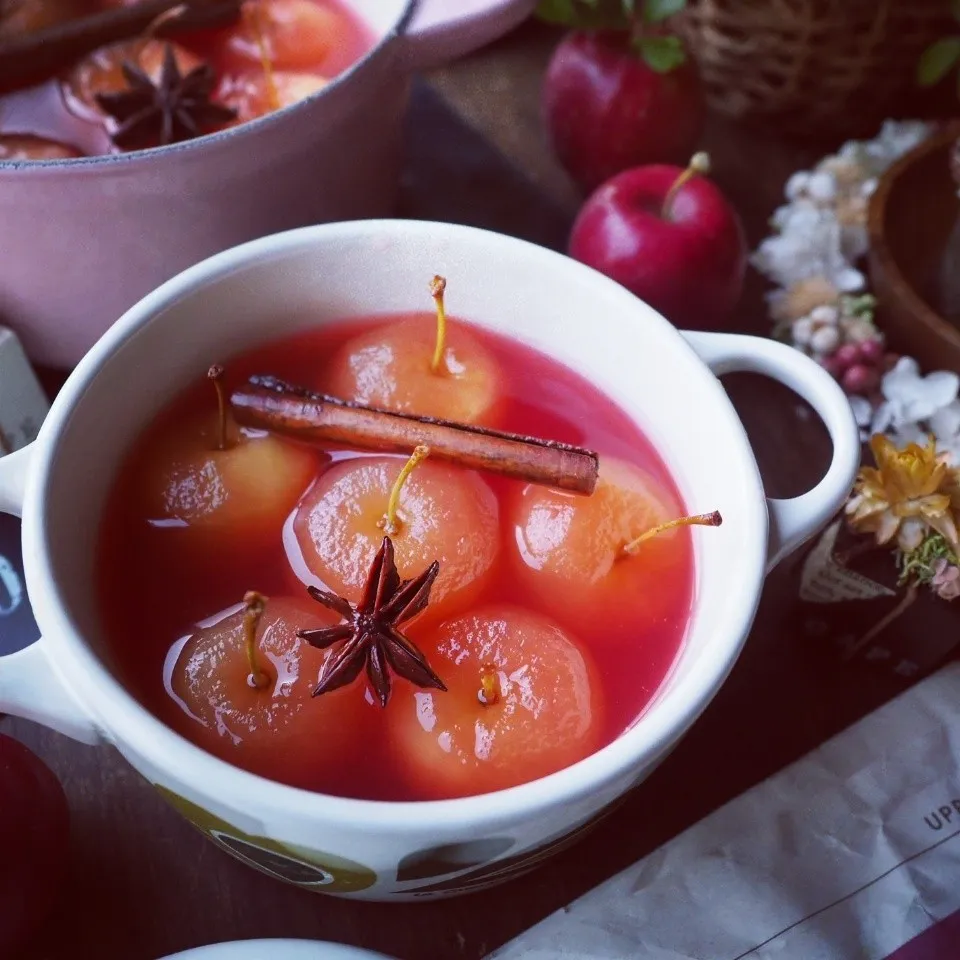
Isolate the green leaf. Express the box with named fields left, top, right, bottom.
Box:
left=636, top=33, right=686, bottom=72
left=917, top=37, right=960, bottom=86
left=536, top=0, right=631, bottom=28
left=536, top=0, right=577, bottom=23
left=643, top=0, right=686, bottom=23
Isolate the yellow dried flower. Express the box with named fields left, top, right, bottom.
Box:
left=821, top=158, right=869, bottom=190
left=770, top=276, right=841, bottom=322
left=846, top=434, right=959, bottom=552
left=835, top=194, right=867, bottom=228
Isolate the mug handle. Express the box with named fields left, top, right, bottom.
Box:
left=0, top=444, right=102, bottom=744
left=684, top=331, right=861, bottom=572
left=400, top=0, right=537, bottom=72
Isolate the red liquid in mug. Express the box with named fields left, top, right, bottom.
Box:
left=0, top=0, right=374, bottom=160
left=97, top=318, right=695, bottom=801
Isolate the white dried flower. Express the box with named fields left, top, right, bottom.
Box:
left=809, top=304, right=839, bottom=326
left=751, top=207, right=865, bottom=292
left=930, top=400, right=960, bottom=464
left=871, top=357, right=960, bottom=435
left=791, top=316, right=814, bottom=346
left=848, top=395, right=877, bottom=440
left=784, top=172, right=811, bottom=201
left=806, top=171, right=837, bottom=202
left=810, top=325, right=840, bottom=354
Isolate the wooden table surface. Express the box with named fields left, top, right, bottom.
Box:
left=4, top=18, right=919, bottom=960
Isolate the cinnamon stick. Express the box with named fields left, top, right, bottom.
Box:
left=0, top=0, right=241, bottom=95
left=231, top=375, right=599, bottom=495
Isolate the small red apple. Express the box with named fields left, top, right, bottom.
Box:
left=543, top=30, right=705, bottom=192
left=0, top=733, right=70, bottom=956
left=568, top=153, right=747, bottom=331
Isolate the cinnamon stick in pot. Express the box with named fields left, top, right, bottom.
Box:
left=231, top=375, right=599, bottom=495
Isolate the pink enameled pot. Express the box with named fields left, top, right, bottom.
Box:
left=0, top=0, right=535, bottom=369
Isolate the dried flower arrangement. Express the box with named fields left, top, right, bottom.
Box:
left=754, top=119, right=960, bottom=675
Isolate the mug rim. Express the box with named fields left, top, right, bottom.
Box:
left=0, top=0, right=418, bottom=171
left=22, top=219, right=768, bottom=831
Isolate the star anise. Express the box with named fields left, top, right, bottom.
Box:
left=297, top=537, right=447, bottom=707
left=94, top=44, right=236, bottom=150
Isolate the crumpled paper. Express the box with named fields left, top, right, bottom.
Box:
left=490, top=664, right=960, bottom=960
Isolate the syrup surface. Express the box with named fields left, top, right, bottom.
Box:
left=97, top=316, right=695, bottom=800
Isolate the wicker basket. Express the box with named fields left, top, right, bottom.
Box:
left=674, top=0, right=955, bottom=137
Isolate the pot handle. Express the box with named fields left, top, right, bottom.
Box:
left=0, top=444, right=102, bottom=744
left=400, top=0, right=537, bottom=72
left=684, top=331, right=861, bottom=572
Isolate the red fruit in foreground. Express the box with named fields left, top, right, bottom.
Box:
left=543, top=30, right=704, bottom=192
left=389, top=607, right=602, bottom=798
left=568, top=156, right=747, bottom=330
left=0, top=734, right=69, bottom=956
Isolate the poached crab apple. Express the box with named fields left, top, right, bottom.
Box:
left=169, top=592, right=368, bottom=783
left=0, top=135, right=80, bottom=160
left=224, top=0, right=347, bottom=72
left=323, top=276, right=501, bottom=424
left=219, top=70, right=327, bottom=123
left=291, top=445, right=499, bottom=617
left=139, top=365, right=317, bottom=542
left=0, top=734, right=69, bottom=956
left=66, top=38, right=204, bottom=117
left=387, top=606, right=603, bottom=799
left=510, top=456, right=720, bottom=641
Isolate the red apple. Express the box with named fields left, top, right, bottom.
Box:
left=568, top=153, right=747, bottom=331
left=0, top=734, right=69, bottom=956
left=543, top=30, right=705, bottom=192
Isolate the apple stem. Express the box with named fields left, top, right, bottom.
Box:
left=429, top=275, right=448, bottom=375
left=661, top=152, right=711, bottom=220
left=244, top=0, right=280, bottom=112
left=131, top=3, right=187, bottom=68
left=207, top=364, right=228, bottom=452
left=243, top=590, right=270, bottom=690
left=477, top=662, right=502, bottom=706
left=621, top=510, right=722, bottom=557
left=379, top=445, right=431, bottom=536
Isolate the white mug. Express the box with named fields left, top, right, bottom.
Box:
left=0, top=220, right=860, bottom=900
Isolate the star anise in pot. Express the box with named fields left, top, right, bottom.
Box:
left=95, top=43, right=236, bottom=150
left=298, top=536, right=447, bottom=707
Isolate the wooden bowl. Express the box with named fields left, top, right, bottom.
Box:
left=868, top=122, right=960, bottom=373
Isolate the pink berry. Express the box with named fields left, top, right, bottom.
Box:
left=842, top=364, right=880, bottom=395
left=857, top=339, right=883, bottom=364
left=833, top=344, right=860, bottom=370
left=821, top=354, right=844, bottom=378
